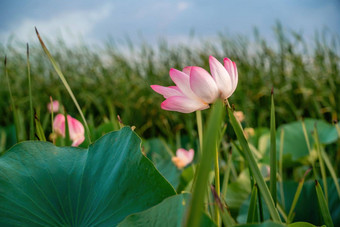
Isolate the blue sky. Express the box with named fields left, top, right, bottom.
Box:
left=1, top=0, right=339, bottom=46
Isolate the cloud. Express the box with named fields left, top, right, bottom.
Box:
left=0, top=3, right=113, bottom=45
left=177, top=2, right=190, bottom=11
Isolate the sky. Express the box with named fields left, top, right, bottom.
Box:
left=0, top=0, right=339, bottom=47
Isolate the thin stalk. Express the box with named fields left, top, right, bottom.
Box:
left=321, top=149, right=340, bottom=199
left=301, top=120, right=317, bottom=178
left=27, top=44, right=34, bottom=140
left=257, top=187, right=264, bottom=222
left=313, top=125, right=328, bottom=203
left=221, top=151, right=232, bottom=196
left=211, top=185, right=236, bottom=226
left=50, top=96, right=55, bottom=144
left=315, top=180, right=334, bottom=227
left=335, top=121, right=340, bottom=138
left=247, top=184, right=258, bottom=223
left=191, top=110, right=204, bottom=192
left=185, top=100, right=225, bottom=227
left=270, top=89, right=277, bottom=206
left=277, top=203, right=288, bottom=223
left=64, top=110, right=71, bottom=146
left=279, top=129, right=285, bottom=210
left=287, top=169, right=311, bottom=223
left=4, top=57, right=19, bottom=142
left=34, top=112, right=46, bottom=142
left=214, top=143, right=220, bottom=225
left=227, top=107, right=281, bottom=223
left=196, top=110, right=203, bottom=155
left=35, top=28, right=91, bottom=144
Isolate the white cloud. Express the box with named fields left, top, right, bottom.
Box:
left=0, top=3, right=113, bottom=45
left=177, top=2, right=189, bottom=11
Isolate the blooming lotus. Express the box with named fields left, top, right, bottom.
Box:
left=47, top=100, right=60, bottom=113
left=151, top=56, right=238, bottom=113
left=172, top=148, right=194, bottom=169
left=209, top=56, right=238, bottom=100
left=53, top=114, right=85, bottom=147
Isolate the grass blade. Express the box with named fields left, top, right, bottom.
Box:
left=315, top=180, right=334, bottom=227
left=185, top=99, right=225, bottom=227
left=301, top=120, right=317, bottom=178
left=276, top=203, right=287, bottom=223
left=227, top=107, right=281, bottom=223
left=214, top=141, right=221, bottom=225
left=35, top=28, right=91, bottom=144
left=211, top=185, right=236, bottom=227
left=313, top=124, right=328, bottom=202
left=278, top=128, right=285, bottom=210
left=270, top=88, right=277, bottom=206
left=221, top=150, right=232, bottom=197
left=27, top=43, right=35, bottom=140
left=247, top=184, right=258, bottom=223
left=34, top=112, right=46, bottom=141
left=287, top=169, right=311, bottom=223
left=321, top=149, right=340, bottom=199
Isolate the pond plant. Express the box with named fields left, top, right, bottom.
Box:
left=0, top=28, right=339, bottom=227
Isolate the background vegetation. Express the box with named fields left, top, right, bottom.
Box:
left=0, top=23, right=339, bottom=140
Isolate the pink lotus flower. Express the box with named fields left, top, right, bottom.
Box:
left=151, top=56, right=238, bottom=113
left=209, top=56, right=238, bottom=100
left=47, top=100, right=60, bottom=113
left=53, top=114, right=85, bottom=147
left=151, top=67, right=218, bottom=113
left=172, top=148, right=194, bottom=169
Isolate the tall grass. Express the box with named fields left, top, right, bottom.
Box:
left=0, top=23, right=339, bottom=140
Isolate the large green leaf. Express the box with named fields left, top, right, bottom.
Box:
left=276, top=119, right=339, bottom=162
left=238, top=179, right=340, bottom=226
left=278, top=179, right=340, bottom=226
left=144, top=138, right=182, bottom=189
left=236, top=221, right=285, bottom=227
left=0, top=127, right=176, bottom=226
left=225, top=169, right=251, bottom=212
left=0, top=125, right=17, bottom=154
left=118, top=193, right=216, bottom=227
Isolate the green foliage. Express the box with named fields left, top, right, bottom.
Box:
left=143, top=138, right=182, bottom=189
left=0, top=127, right=176, bottom=226
left=276, top=119, right=340, bottom=162
left=1, top=24, right=339, bottom=140
left=279, top=179, right=340, bottom=226
left=118, top=193, right=216, bottom=227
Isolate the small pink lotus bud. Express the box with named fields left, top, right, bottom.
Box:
left=47, top=100, right=60, bottom=113
left=233, top=111, right=245, bottom=122
left=172, top=148, right=194, bottom=169
left=53, top=114, right=85, bottom=147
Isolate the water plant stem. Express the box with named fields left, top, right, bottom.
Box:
left=301, top=120, right=317, bottom=178
left=279, top=129, right=285, bottom=210
left=185, top=100, right=224, bottom=227
left=313, top=125, right=328, bottom=203
left=191, top=110, right=204, bottom=192
left=4, top=57, right=19, bottom=142
left=196, top=110, right=203, bottom=156
left=27, top=44, right=34, bottom=140
left=214, top=143, right=220, bottom=226
left=50, top=97, right=55, bottom=144
left=270, top=89, right=277, bottom=206
left=227, top=107, right=281, bottom=223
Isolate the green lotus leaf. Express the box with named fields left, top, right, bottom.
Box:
left=276, top=119, right=339, bottom=162
left=118, top=193, right=215, bottom=227
left=144, top=138, right=182, bottom=189
left=0, top=127, right=176, bottom=226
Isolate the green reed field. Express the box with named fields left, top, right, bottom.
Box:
left=1, top=24, right=339, bottom=141
left=0, top=24, right=340, bottom=226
